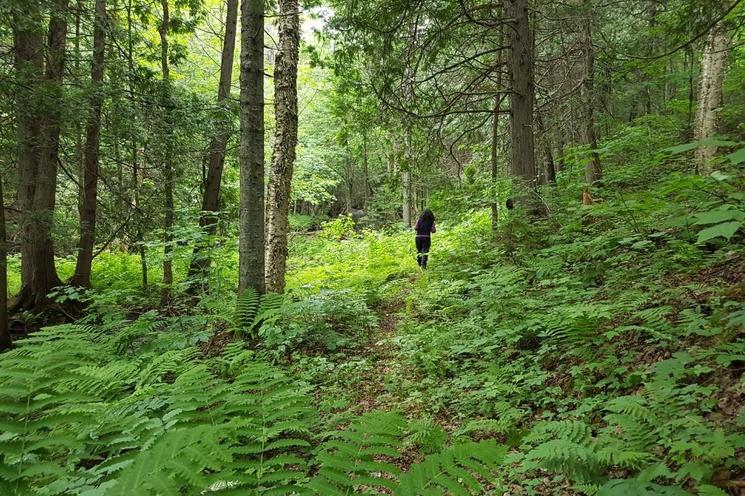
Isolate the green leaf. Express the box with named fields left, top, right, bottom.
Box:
left=698, top=484, right=728, bottom=496
left=693, top=206, right=745, bottom=225
left=710, top=171, right=730, bottom=181
left=696, top=221, right=743, bottom=243
left=664, top=138, right=738, bottom=155
left=631, top=240, right=654, bottom=250
left=637, top=463, right=674, bottom=482
left=600, top=480, right=691, bottom=495
left=726, top=147, right=745, bottom=164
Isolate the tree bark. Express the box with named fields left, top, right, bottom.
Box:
left=12, top=4, right=45, bottom=290
left=694, top=21, right=729, bottom=172
left=75, top=0, right=84, bottom=213
left=503, top=0, right=537, bottom=201
left=580, top=9, right=602, bottom=187
left=402, top=170, right=412, bottom=227
left=490, top=87, right=503, bottom=234
left=17, top=0, right=69, bottom=310
left=72, top=0, right=107, bottom=288
left=345, top=148, right=354, bottom=213
left=0, top=176, right=11, bottom=351
left=188, top=0, right=239, bottom=285
left=126, top=0, right=147, bottom=289
left=555, top=121, right=566, bottom=173
left=265, top=0, right=299, bottom=294
left=686, top=46, right=695, bottom=135
left=239, top=0, right=266, bottom=294
left=536, top=112, right=556, bottom=185
left=401, top=20, right=417, bottom=228
left=159, top=0, right=174, bottom=305
left=490, top=24, right=505, bottom=235
left=362, top=129, right=370, bottom=209
left=401, top=123, right=413, bottom=226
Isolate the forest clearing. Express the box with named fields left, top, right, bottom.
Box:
left=1, top=0, right=744, bottom=494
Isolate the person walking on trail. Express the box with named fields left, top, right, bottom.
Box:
left=414, top=209, right=436, bottom=269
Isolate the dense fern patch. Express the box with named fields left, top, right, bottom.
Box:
left=387, top=139, right=745, bottom=494
left=0, top=318, right=509, bottom=495
left=1, top=130, right=743, bottom=494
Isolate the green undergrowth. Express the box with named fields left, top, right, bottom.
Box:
left=2, top=130, right=744, bottom=494
left=0, top=320, right=506, bottom=495
left=385, top=153, right=745, bottom=493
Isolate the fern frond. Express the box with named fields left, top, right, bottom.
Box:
left=107, top=425, right=230, bottom=495
left=529, top=420, right=594, bottom=445
left=525, top=439, right=601, bottom=482
left=395, top=440, right=506, bottom=496
left=309, top=412, right=405, bottom=494
left=235, top=287, right=261, bottom=334
left=234, top=289, right=285, bottom=337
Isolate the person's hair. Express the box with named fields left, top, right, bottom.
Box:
left=419, top=208, right=435, bottom=223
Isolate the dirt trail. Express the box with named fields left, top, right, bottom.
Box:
left=356, top=294, right=407, bottom=413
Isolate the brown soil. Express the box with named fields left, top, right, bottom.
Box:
left=355, top=295, right=407, bottom=414
left=198, top=327, right=236, bottom=358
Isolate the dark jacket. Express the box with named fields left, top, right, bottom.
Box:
left=414, top=219, right=436, bottom=237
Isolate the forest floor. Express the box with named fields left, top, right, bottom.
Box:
left=3, top=160, right=744, bottom=495
left=357, top=294, right=405, bottom=414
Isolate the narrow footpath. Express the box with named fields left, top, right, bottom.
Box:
left=356, top=292, right=408, bottom=413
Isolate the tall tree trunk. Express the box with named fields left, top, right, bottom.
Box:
left=580, top=9, right=602, bottom=188
left=72, top=0, right=107, bottom=288
left=401, top=124, right=413, bottom=226
left=188, top=0, right=239, bottom=285
left=265, top=0, right=299, bottom=294
left=694, top=21, right=729, bottom=172
left=0, top=176, right=10, bottom=351
left=159, top=0, right=174, bottom=305
left=536, top=113, right=556, bottom=185
left=490, top=73, right=503, bottom=234
left=75, top=0, right=84, bottom=213
left=555, top=118, right=566, bottom=173
left=362, top=129, right=370, bottom=209
left=490, top=93, right=500, bottom=234
left=345, top=149, right=353, bottom=213
left=12, top=4, right=44, bottom=290
left=504, top=0, right=537, bottom=201
left=126, top=0, right=147, bottom=289
left=490, top=25, right=504, bottom=235
left=238, top=0, right=266, bottom=294
left=402, top=170, right=412, bottom=227
left=401, top=20, right=417, bottom=228
left=20, top=0, right=69, bottom=309
left=686, top=46, right=695, bottom=135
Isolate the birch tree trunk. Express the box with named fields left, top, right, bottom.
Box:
left=72, top=0, right=107, bottom=288
left=159, top=0, right=174, bottom=305
left=694, top=21, right=729, bottom=172
left=239, top=0, right=266, bottom=294
left=188, top=0, right=239, bottom=285
left=503, top=0, right=537, bottom=202
left=265, top=0, right=299, bottom=294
